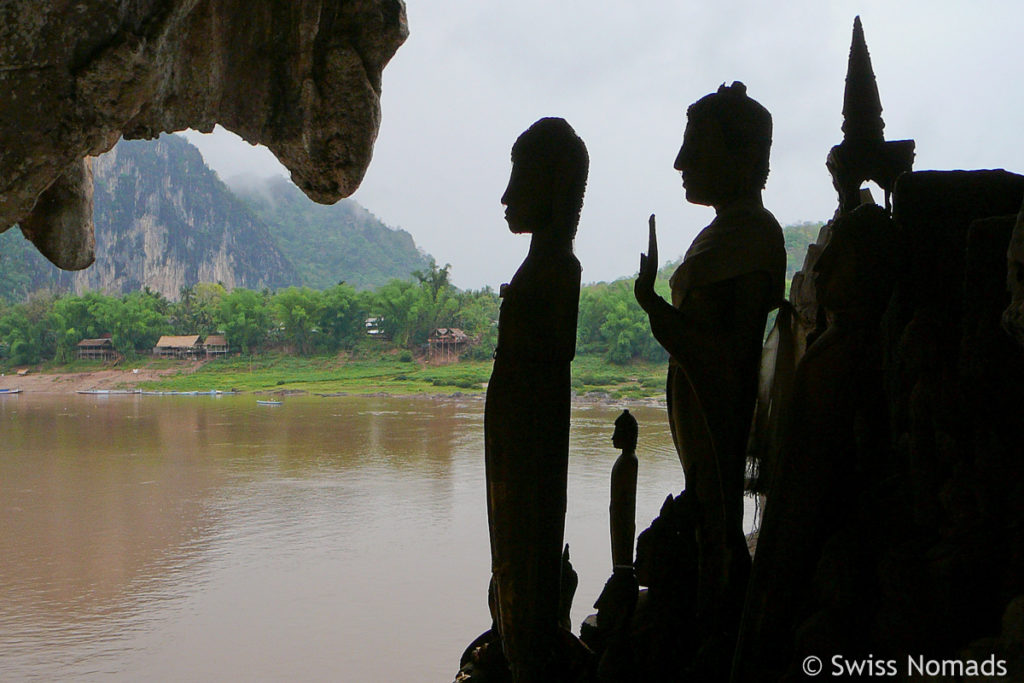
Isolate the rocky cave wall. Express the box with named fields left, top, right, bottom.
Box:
left=0, top=0, right=407, bottom=271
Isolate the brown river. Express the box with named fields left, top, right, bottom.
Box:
left=0, top=393, right=753, bottom=681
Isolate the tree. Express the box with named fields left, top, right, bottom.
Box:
left=0, top=291, right=58, bottom=364
left=50, top=291, right=112, bottom=362
left=371, top=279, right=421, bottom=347
left=600, top=299, right=650, bottom=364
left=413, top=260, right=452, bottom=300
left=407, top=261, right=459, bottom=346
left=101, top=290, right=171, bottom=357
left=272, top=287, right=324, bottom=354
left=453, top=286, right=500, bottom=360
left=577, top=278, right=668, bottom=364
left=218, top=288, right=271, bottom=353
left=318, top=284, right=366, bottom=351
left=174, top=282, right=227, bottom=336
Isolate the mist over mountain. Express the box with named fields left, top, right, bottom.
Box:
left=0, top=135, right=433, bottom=301
left=229, top=174, right=432, bottom=291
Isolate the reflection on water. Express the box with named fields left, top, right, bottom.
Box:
left=0, top=394, right=742, bottom=681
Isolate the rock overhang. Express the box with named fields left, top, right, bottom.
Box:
left=0, top=0, right=408, bottom=270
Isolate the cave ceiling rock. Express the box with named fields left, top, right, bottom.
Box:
left=0, top=0, right=408, bottom=270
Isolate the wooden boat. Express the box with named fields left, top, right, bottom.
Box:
left=257, top=400, right=283, bottom=406
left=141, top=390, right=240, bottom=396
left=76, top=389, right=141, bottom=395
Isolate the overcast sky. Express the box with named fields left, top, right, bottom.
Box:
left=181, top=1, right=1024, bottom=290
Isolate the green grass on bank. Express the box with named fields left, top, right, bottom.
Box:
left=122, top=351, right=670, bottom=398
left=111, top=351, right=488, bottom=395
left=15, top=349, right=668, bottom=398
left=570, top=355, right=666, bottom=400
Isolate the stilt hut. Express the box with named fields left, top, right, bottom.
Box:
left=427, top=327, right=471, bottom=364
left=152, top=335, right=202, bottom=359
left=203, top=334, right=229, bottom=357
left=77, top=337, right=116, bottom=361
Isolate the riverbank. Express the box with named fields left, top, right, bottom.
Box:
left=0, top=353, right=668, bottom=401
left=0, top=364, right=188, bottom=394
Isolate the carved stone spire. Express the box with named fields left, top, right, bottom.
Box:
left=841, top=16, right=885, bottom=144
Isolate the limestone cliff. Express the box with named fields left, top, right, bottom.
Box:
left=46, top=135, right=297, bottom=298
left=106, top=136, right=294, bottom=295
left=0, top=135, right=433, bottom=301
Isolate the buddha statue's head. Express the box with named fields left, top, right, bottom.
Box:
left=612, top=408, right=638, bottom=452
left=501, top=117, right=588, bottom=243
left=674, top=82, right=772, bottom=208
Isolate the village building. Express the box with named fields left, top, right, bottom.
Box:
left=203, top=334, right=229, bottom=357
left=365, top=316, right=388, bottom=339
left=77, top=337, right=116, bottom=361
left=427, top=327, right=472, bottom=364
left=152, top=335, right=202, bottom=359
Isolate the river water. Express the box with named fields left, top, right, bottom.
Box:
left=0, top=393, right=752, bottom=681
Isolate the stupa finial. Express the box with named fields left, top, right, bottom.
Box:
left=841, top=16, right=885, bottom=143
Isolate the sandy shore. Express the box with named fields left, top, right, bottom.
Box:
left=0, top=365, right=195, bottom=394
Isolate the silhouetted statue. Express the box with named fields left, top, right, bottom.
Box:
left=485, top=117, right=590, bottom=683
left=789, top=16, right=914, bottom=359
left=462, top=547, right=582, bottom=683
left=733, top=204, right=896, bottom=682
left=609, top=409, right=639, bottom=570
left=634, top=82, right=786, bottom=674
left=734, top=20, right=911, bottom=680
left=630, top=491, right=698, bottom=681
left=558, top=544, right=579, bottom=633
left=457, top=579, right=511, bottom=683
left=826, top=16, right=915, bottom=216
left=590, top=409, right=640, bottom=682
